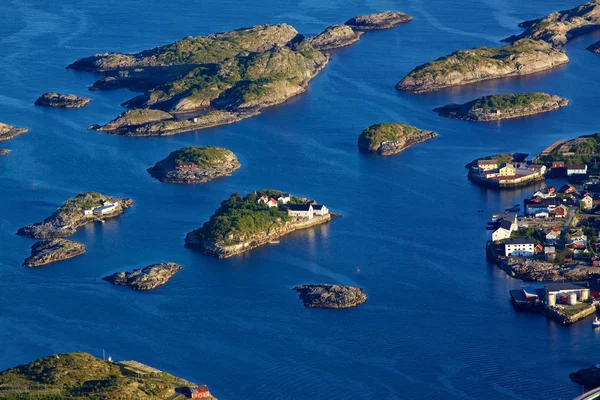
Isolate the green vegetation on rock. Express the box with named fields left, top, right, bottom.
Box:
left=470, top=93, right=557, bottom=111
left=168, top=146, right=234, bottom=167
left=535, top=133, right=600, bottom=167
left=0, top=352, right=200, bottom=400
left=189, top=191, right=304, bottom=245
left=358, top=122, right=419, bottom=149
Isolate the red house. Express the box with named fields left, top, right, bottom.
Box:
left=534, top=244, right=543, bottom=254
left=552, top=161, right=566, bottom=169
left=554, top=206, right=567, bottom=218
left=188, top=385, right=211, bottom=399
left=176, top=163, right=197, bottom=170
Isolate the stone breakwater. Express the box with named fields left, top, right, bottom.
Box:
left=186, top=214, right=334, bottom=258
left=544, top=303, right=597, bottom=324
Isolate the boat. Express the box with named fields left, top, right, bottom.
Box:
left=593, top=317, right=600, bottom=328
left=268, top=240, right=280, bottom=244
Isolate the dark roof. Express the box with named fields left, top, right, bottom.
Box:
left=505, top=238, right=535, bottom=245
left=312, top=204, right=326, bottom=209
left=499, top=220, right=513, bottom=230
left=287, top=204, right=311, bottom=211
left=568, top=164, right=587, bottom=169
left=478, top=159, right=498, bottom=165
left=545, top=282, right=587, bottom=292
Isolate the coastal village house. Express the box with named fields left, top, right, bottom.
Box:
left=567, top=164, right=588, bottom=176
left=546, top=228, right=560, bottom=245
left=528, top=165, right=547, bottom=175
left=187, top=385, right=211, bottom=399
left=474, top=161, right=543, bottom=187
left=256, top=193, right=330, bottom=219
left=83, top=201, right=119, bottom=216
left=287, top=204, right=313, bottom=219
left=544, top=246, right=556, bottom=261
left=477, top=159, right=499, bottom=171
left=504, top=238, right=535, bottom=257
left=257, top=195, right=278, bottom=208
left=580, top=195, right=594, bottom=210
left=312, top=204, right=329, bottom=216
left=277, top=193, right=291, bottom=204
left=488, top=213, right=517, bottom=241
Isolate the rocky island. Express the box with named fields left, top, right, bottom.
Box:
left=396, top=39, right=569, bottom=94
left=103, top=262, right=183, bottom=291
left=147, top=146, right=240, bottom=183
left=34, top=92, right=91, bottom=108
left=504, top=0, right=600, bottom=48
left=293, top=284, right=368, bottom=308
left=357, top=122, right=437, bottom=156
left=17, top=192, right=133, bottom=239
left=570, top=365, right=600, bottom=389
left=185, top=190, right=336, bottom=258
left=0, top=352, right=216, bottom=399
left=0, top=149, right=9, bottom=156
left=69, top=17, right=410, bottom=137
left=22, top=239, right=85, bottom=267
left=345, top=11, right=413, bottom=30
left=307, top=25, right=364, bottom=51
left=434, top=93, right=568, bottom=122
left=0, top=122, right=27, bottom=141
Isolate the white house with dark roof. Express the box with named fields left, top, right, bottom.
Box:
left=277, top=193, right=291, bottom=204
left=504, top=238, right=535, bottom=257
left=567, top=164, right=588, bottom=176
left=492, top=219, right=514, bottom=241
left=287, top=204, right=313, bottom=219
left=312, top=204, right=329, bottom=216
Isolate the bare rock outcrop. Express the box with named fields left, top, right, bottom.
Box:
left=345, top=11, right=413, bottom=30
left=0, top=123, right=28, bottom=141
left=293, top=284, right=367, bottom=308
left=102, top=262, right=183, bottom=290
left=35, top=92, right=91, bottom=108
left=22, top=239, right=85, bottom=267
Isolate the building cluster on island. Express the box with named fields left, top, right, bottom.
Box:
left=256, top=193, right=329, bottom=219
left=81, top=200, right=120, bottom=216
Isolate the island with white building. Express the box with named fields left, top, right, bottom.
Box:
left=466, top=153, right=545, bottom=188
left=17, top=192, right=133, bottom=239
left=185, top=190, right=337, bottom=258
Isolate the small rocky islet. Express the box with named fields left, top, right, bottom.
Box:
left=0, top=149, right=9, bottom=156
left=22, top=239, right=85, bottom=267
left=185, top=190, right=335, bottom=258
left=34, top=92, right=91, bottom=108
left=293, top=284, right=368, bottom=308
left=16, top=192, right=132, bottom=239
left=357, top=122, right=437, bottom=156
left=570, top=365, right=600, bottom=389
left=103, top=262, right=183, bottom=291
left=69, top=13, right=411, bottom=137
left=147, top=146, right=240, bottom=184
left=396, top=39, right=569, bottom=94
left=0, top=122, right=28, bottom=142
left=434, top=93, right=569, bottom=122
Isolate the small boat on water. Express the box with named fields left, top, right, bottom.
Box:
left=268, top=240, right=280, bottom=244
left=593, top=317, right=600, bottom=328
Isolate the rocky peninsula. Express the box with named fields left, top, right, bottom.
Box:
left=435, top=93, right=568, bottom=122
left=0, top=352, right=216, bottom=399
left=504, top=0, right=600, bottom=48
left=397, top=39, right=568, bottom=94
left=570, top=365, right=600, bottom=389
left=293, top=284, right=367, bottom=308
left=103, top=262, right=183, bottom=291
left=17, top=192, right=133, bottom=239
left=34, top=92, right=91, bottom=108
left=147, top=146, right=240, bottom=183
left=0, top=122, right=27, bottom=141
left=70, top=17, right=410, bottom=137
left=357, top=122, right=437, bottom=156
left=345, top=11, right=413, bottom=30
left=22, top=239, right=85, bottom=267
left=307, top=25, right=363, bottom=51
left=185, top=190, right=336, bottom=258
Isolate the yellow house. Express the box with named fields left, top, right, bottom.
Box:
left=498, top=163, right=516, bottom=176
left=580, top=195, right=594, bottom=211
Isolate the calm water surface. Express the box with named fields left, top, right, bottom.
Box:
left=1, top=0, right=600, bottom=399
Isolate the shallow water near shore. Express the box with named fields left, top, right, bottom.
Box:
left=1, top=0, right=600, bottom=398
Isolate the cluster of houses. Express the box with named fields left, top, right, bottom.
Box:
left=524, top=184, right=598, bottom=217
left=257, top=193, right=329, bottom=220
left=82, top=200, right=120, bottom=216
left=471, top=159, right=545, bottom=187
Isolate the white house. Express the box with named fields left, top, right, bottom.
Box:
left=266, top=198, right=278, bottom=208
left=82, top=209, right=94, bottom=216
left=546, top=228, right=559, bottom=245
left=277, top=193, right=291, bottom=204
left=477, top=159, right=499, bottom=171
left=504, top=238, right=535, bottom=257
left=544, top=246, right=556, bottom=261
left=567, top=164, right=588, bottom=176
left=312, top=204, right=329, bottom=216
left=528, top=165, right=547, bottom=175
left=93, top=201, right=118, bottom=215
left=492, top=219, right=514, bottom=241
left=287, top=204, right=313, bottom=219
left=257, top=194, right=269, bottom=204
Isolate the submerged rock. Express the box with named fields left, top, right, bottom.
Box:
left=293, top=284, right=367, bottom=308
left=34, top=92, right=91, bottom=108
left=147, top=146, right=240, bottom=183
left=0, top=122, right=28, bottom=142
left=307, top=25, right=363, bottom=51
left=357, top=122, right=437, bottom=156
left=345, top=11, right=413, bottom=30
left=434, top=93, right=569, bottom=122
left=17, top=192, right=133, bottom=239
left=22, top=239, right=85, bottom=267
left=102, top=262, right=183, bottom=290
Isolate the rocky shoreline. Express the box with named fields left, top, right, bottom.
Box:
left=397, top=39, right=569, bottom=94
left=293, top=284, right=368, bottom=308
left=434, top=93, right=568, bottom=122
left=357, top=122, right=437, bottom=156
left=148, top=146, right=240, bottom=184
left=22, top=239, right=86, bottom=267
left=186, top=214, right=335, bottom=258
left=0, top=122, right=28, bottom=141
left=34, top=92, right=91, bottom=108
left=103, top=262, right=183, bottom=290
left=17, top=192, right=133, bottom=239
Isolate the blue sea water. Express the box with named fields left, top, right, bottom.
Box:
left=1, top=0, right=600, bottom=398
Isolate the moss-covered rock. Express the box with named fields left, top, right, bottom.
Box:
left=357, top=122, right=437, bottom=156
left=345, top=11, right=413, bottom=30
